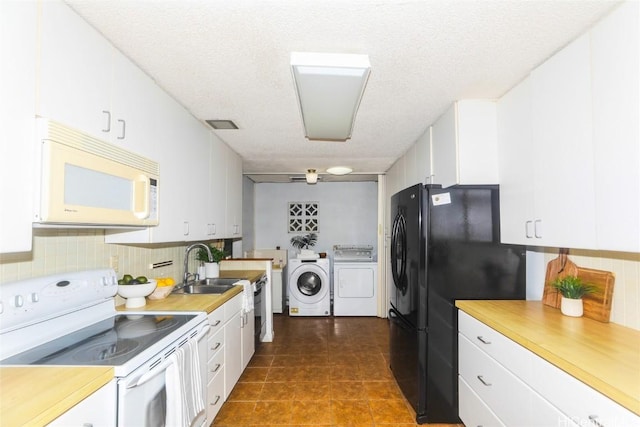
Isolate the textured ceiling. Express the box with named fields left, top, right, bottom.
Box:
left=65, top=0, right=618, bottom=181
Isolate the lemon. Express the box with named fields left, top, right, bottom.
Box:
left=165, top=278, right=176, bottom=286
left=156, top=278, right=167, bottom=287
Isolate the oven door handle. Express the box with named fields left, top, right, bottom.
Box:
left=127, top=324, right=210, bottom=389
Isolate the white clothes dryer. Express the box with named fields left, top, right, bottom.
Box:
left=288, top=258, right=331, bottom=316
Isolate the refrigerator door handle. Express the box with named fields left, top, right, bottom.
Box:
left=389, top=307, right=414, bottom=331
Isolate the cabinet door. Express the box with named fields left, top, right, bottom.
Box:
left=207, top=135, right=228, bottom=238
left=531, top=33, right=597, bottom=248
left=47, top=380, right=116, bottom=427
left=591, top=1, right=640, bottom=253
left=0, top=0, right=36, bottom=253
left=37, top=1, right=112, bottom=140
left=225, top=148, right=243, bottom=237
left=241, top=309, right=255, bottom=370
left=432, top=101, right=498, bottom=188
left=224, top=310, right=242, bottom=399
left=497, top=77, right=535, bottom=245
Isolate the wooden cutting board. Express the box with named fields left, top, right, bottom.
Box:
left=542, top=249, right=578, bottom=308
left=576, top=266, right=615, bottom=323
left=542, top=250, right=615, bottom=322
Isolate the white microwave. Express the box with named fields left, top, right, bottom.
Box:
left=34, top=118, right=159, bottom=227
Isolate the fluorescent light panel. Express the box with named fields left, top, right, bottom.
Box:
left=291, top=52, right=370, bottom=141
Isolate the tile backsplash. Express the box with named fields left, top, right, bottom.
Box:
left=0, top=229, right=206, bottom=287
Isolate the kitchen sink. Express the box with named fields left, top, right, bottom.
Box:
left=172, top=277, right=244, bottom=295
left=174, top=284, right=235, bottom=294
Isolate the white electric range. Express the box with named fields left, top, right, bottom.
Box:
left=0, top=269, right=209, bottom=426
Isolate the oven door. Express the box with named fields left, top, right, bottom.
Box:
left=117, top=324, right=209, bottom=427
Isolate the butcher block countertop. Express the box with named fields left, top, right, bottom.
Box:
left=0, top=366, right=113, bottom=427
left=117, top=269, right=263, bottom=313
left=456, top=300, right=640, bottom=416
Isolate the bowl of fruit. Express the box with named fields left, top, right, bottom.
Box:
left=117, top=274, right=157, bottom=308
left=148, top=277, right=176, bottom=300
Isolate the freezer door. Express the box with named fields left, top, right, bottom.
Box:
left=388, top=306, right=427, bottom=418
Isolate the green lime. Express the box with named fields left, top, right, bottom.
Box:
left=122, top=274, right=133, bottom=284
left=118, top=279, right=126, bottom=285
left=135, top=276, right=148, bottom=284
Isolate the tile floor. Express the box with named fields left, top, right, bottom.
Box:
left=212, top=314, right=462, bottom=427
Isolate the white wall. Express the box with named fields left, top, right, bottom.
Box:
left=254, top=181, right=378, bottom=261
left=241, top=176, right=255, bottom=254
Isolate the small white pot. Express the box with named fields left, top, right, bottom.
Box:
left=560, top=296, right=584, bottom=317
left=205, top=262, right=220, bottom=278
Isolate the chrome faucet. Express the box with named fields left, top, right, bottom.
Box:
left=182, top=243, right=213, bottom=285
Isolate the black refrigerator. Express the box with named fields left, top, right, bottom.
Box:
left=389, top=184, right=526, bottom=424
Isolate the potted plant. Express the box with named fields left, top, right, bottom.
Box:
left=290, top=233, right=318, bottom=252
left=551, top=276, right=595, bottom=317
left=196, top=245, right=227, bottom=279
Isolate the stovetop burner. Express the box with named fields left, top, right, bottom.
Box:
left=74, top=338, right=140, bottom=363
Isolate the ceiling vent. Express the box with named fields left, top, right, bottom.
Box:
left=206, top=120, right=239, bottom=130
left=290, top=175, right=322, bottom=183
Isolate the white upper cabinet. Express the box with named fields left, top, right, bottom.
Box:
left=499, top=33, right=596, bottom=248
left=207, top=135, right=228, bottom=239
left=498, top=2, right=639, bottom=252
left=431, top=100, right=499, bottom=188
left=37, top=1, right=159, bottom=154
left=0, top=0, right=37, bottom=254
left=37, top=1, right=111, bottom=140
left=590, top=1, right=640, bottom=253
left=225, top=147, right=243, bottom=238
left=530, top=32, right=596, bottom=249
left=497, top=77, right=535, bottom=246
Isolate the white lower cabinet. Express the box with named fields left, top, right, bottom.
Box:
left=241, top=308, right=255, bottom=370
left=458, top=376, right=505, bottom=427
left=458, top=311, right=640, bottom=427
left=47, top=379, right=116, bottom=427
left=223, top=293, right=243, bottom=400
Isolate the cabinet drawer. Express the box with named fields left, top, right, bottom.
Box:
left=459, top=376, right=506, bottom=427
left=207, top=346, right=224, bottom=382
left=208, top=307, right=224, bottom=331
left=206, top=370, right=225, bottom=423
left=458, top=311, right=530, bottom=379
left=224, top=293, right=243, bottom=322
left=529, top=352, right=640, bottom=426
left=208, top=326, right=224, bottom=358
left=459, top=334, right=532, bottom=426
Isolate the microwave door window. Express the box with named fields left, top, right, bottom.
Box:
left=65, top=164, right=131, bottom=210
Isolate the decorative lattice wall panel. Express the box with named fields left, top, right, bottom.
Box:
left=288, top=202, right=319, bottom=233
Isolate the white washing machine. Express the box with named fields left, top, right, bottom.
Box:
left=288, top=258, right=331, bottom=316
left=332, top=245, right=377, bottom=316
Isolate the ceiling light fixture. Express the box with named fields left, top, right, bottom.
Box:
left=291, top=52, right=371, bottom=141
left=326, top=166, right=353, bottom=175
left=305, top=169, right=318, bottom=184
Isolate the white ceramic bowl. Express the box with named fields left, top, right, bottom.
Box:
left=117, top=280, right=157, bottom=308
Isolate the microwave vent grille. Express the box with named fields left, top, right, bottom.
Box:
left=41, top=119, right=159, bottom=176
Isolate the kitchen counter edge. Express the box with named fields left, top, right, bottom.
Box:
left=456, top=300, right=640, bottom=416
left=0, top=366, right=113, bottom=427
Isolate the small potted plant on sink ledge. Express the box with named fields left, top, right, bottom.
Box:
left=551, top=276, right=595, bottom=317
left=196, top=245, right=228, bottom=279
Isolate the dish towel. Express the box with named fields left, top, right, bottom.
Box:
left=165, top=340, right=205, bottom=427
left=238, top=280, right=253, bottom=313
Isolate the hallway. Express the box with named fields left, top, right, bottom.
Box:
left=212, top=314, right=462, bottom=426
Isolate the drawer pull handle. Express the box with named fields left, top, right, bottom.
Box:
left=588, top=415, right=604, bottom=427
left=476, top=336, right=491, bottom=345
left=477, top=375, right=492, bottom=386
left=211, top=320, right=221, bottom=326
left=211, top=395, right=221, bottom=406
left=211, top=363, right=221, bottom=373
left=211, top=342, right=221, bottom=351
